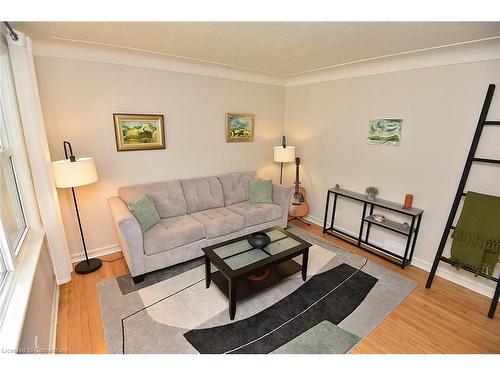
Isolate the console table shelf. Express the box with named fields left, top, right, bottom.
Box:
left=364, top=215, right=414, bottom=236
left=322, top=187, right=424, bottom=268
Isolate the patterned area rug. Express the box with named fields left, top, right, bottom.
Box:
left=97, top=226, right=416, bottom=354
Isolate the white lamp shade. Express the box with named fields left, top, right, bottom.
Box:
left=52, top=157, right=98, bottom=188
left=274, top=146, right=296, bottom=163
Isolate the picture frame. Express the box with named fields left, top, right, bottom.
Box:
left=113, top=113, right=166, bottom=151
left=367, top=119, right=403, bottom=146
left=226, top=113, right=255, bottom=142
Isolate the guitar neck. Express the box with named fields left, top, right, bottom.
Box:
left=294, top=162, right=300, bottom=191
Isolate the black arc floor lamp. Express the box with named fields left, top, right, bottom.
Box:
left=52, top=141, right=102, bottom=274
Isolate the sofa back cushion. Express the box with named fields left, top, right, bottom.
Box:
left=180, top=176, right=224, bottom=214
left=218, top=171, right=258, bottom=206
left=118, top=180, right=187, bottom=219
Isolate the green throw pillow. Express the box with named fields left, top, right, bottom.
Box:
left=127, top=195, right=160, bottom=232
left=249, top=179, right=273, bottom=204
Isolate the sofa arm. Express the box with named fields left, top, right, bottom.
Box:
left=272, top=184, right=293, bottom=227
left=107, top=196, right=145, bottom=277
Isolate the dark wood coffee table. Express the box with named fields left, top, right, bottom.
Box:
left=202, top=227, right=312, bottom=320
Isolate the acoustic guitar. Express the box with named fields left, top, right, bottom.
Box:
left=288, top=157, right=310, bottom=220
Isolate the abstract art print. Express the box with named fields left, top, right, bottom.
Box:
left=367, top=119, right=403, bottom=146
left=226, top=113, right=255, bottom=142
left=113, top=113, right=165, bottom=151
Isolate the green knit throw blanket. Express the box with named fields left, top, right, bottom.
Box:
left=450, top=191, right=500, bottom=278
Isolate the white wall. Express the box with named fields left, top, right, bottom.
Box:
left=19, top=244, right=57, bottom=353
left=34, top=56, right=286, bottom=258
left=284, top=59, right=500, bottom=295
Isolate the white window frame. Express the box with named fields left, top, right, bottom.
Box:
left=0, top=148, right=29, bottom=256
left=0, top=30, right=42, bottom=330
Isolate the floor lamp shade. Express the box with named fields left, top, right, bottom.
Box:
left=274, top=146, right=295, bottom=184
left=274, top=146, right=295, bottom=163
left=52, top=157, right=98, bottom=188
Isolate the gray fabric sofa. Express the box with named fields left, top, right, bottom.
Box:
left=107, top=171, right=292, bottom=283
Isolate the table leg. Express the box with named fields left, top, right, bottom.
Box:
left=408, top=214, right=422, bottom=263
left=229, top=278, right=236, bottom=320
left=205, top=256, right=211, bottom=288
left=358, top=202, right=367, bottom=246
left=302, top=248, right=309, bottom=281
left=402, top=216, right=416, bottom=269
left=323, top=191, right=331, bottom=233
left=330, top=194, right=338, bottom=231
left=365, top=204, right=374, bottom=242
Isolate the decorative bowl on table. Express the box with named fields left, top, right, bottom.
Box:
left=247, top=232, right=271, bottom=249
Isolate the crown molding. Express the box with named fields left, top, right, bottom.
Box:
left=31, top=37, right=500, bottom=88
left=31, top=38, right=287, bottom=87
left=286, top=37, right=500, bottom=86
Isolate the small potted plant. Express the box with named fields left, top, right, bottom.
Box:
left=366, top=186, right=379, bottom=200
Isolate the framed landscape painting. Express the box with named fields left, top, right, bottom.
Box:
left=226, top=113, right=255, bottom=142
left=367, top=119, right=403, bottom=146
left=113, top=113, right=165, bottom=151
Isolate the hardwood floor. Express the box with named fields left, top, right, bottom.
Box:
left=56, top=252, right=128, bottom=354
left=56, top=221, right=500, bottom=354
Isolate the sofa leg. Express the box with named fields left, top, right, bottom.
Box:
left=132, top=274, right=145, bottom=284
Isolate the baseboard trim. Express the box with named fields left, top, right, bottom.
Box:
left=410, top=257, right=495, bottom=297
left=55, top=275, right=72, bottom=285
left=49, top=283, right=59, bottom=353
left=304, top=214, right=495, bottom=298
left=70, top=244, right=121, bottom=263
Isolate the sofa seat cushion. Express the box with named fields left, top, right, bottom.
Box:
left=227, top=201, right=283, bottom=226
left=190, top=207, right=245, bottom=239
left=143, top=215, right=205, bottom=256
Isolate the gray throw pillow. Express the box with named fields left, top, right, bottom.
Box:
left=127, top=194, right=160, bottom=232
left=249, top=179, right=273, bottom=204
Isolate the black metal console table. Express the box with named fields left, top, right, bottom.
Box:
left=322, top=187, right=424, bottom=268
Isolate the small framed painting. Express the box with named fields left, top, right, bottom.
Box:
left=367, top=119, right=403, bottom=146
left=226, top=113, right=255, bottom=142
left=113, top=113, right=166, bottom=151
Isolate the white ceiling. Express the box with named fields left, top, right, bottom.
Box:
left=14, top=22, right=500, bottom=76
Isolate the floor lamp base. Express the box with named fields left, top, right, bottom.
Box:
left=75, top=258, right=102, bottom=274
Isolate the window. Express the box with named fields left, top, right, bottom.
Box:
left=0, top=106, right=27, bottom=256
left=0, top=33, right=29, bottom=292
left=0, top=156, right=26, bottom=251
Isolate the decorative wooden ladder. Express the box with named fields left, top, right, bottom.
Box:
left=425, top=84, right=500, bottom=319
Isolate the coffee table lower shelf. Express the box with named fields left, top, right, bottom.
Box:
left=210, top=259, right=302, bottom=303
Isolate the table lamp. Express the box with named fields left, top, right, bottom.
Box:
left=52, top=141, right=101, bottom=274
left=273, top=136, right=295, bottom=184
